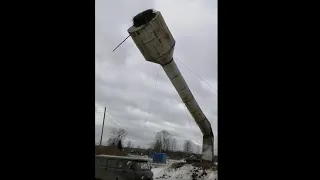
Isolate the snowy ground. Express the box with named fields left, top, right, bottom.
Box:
left=151, top=160, right=217, bottom=180
left=128, top=156, right=217, bottom=180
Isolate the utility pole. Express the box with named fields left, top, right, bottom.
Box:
left=99, top=107, right=107, bottom=146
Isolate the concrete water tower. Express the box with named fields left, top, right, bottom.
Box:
left=128, top=9, right=214, bottom=162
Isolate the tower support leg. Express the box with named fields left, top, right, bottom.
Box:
left=202, top=135, right=214, bottom=161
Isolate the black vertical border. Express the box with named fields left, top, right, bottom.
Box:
left=217, top=1, right=319, bottom=179
left=218, top=1, right=280, bottom=179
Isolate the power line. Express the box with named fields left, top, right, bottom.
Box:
left=95, top=106, right=128, bottom=135
left=143, top=66, right=161, bottom=128
left=96, top=107, right=121, bottom=125
left=105, top=113, right=120, bottom=126
left=174, top=57, right=217, bottom=94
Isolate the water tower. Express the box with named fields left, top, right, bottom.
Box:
left=128, top=9, right=214, bottom=162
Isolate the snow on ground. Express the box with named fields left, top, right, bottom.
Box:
left=128, top=157, right=217, bottom=180
left=152, top=167, right=166, bottom=176
left=151, top=160, right=217, bottom=180
left=151, top=159, right=185, bottom=168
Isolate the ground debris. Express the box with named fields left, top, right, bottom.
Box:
left=169, top=162, right=186, bottom=170
left=153, top=160, right=217, bottom=180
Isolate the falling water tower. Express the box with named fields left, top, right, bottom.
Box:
left=127, top=9, right=214, bottom=162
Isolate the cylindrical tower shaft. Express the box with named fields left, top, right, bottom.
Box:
left=162, top=60, right=214, bottom=161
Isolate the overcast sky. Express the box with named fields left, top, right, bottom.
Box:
left=95, top=0, right=217, bottom=154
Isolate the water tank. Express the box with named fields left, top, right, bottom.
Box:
left=128, top=9, right=175, bottom=66
left=152, top=153, right=167, bottom=164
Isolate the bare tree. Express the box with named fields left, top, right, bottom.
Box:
left=126, top=140, right=132, bottom=148
left=170, top=138, right=177, bottom=152
left=150, top=131, right=162, bottom=152
left=151, top=130, right=173, bottom=152
left=117, top=140, right=123, bottom=151
left=183, top=140, right=193, bottom=153
left=106, top=128, right=128, bottom=147
left=154, top=140, right=162, bottom=152
left=161, top=130, right=171, bottom=151
left=151, top=137, right=162, bottom=152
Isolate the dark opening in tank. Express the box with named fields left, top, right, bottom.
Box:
left=133, top=9, right=157, bottom=27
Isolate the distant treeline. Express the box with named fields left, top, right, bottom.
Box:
left=95, top=145, right=217, bottom=161
left=96, top=128, right=217, bottom=161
